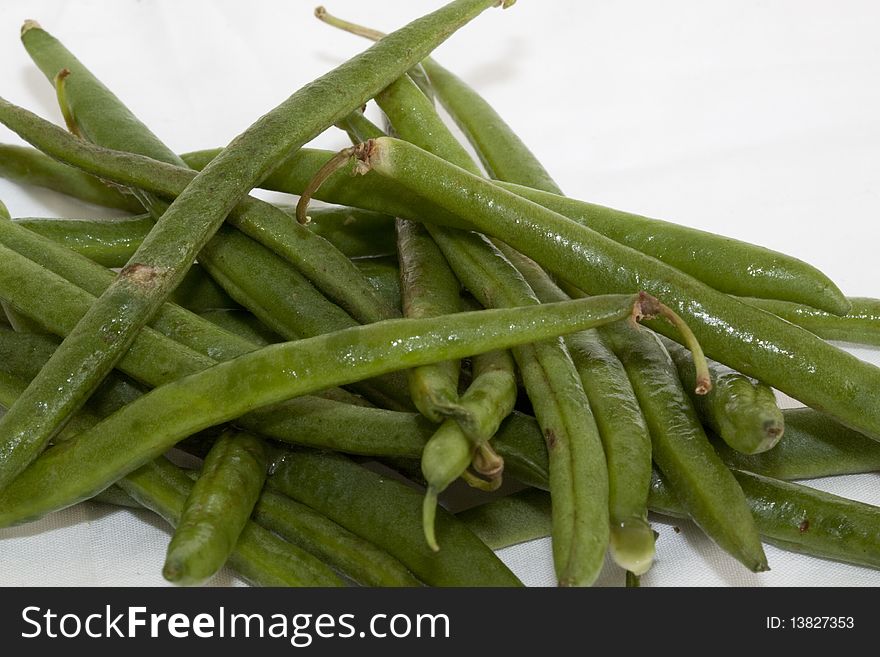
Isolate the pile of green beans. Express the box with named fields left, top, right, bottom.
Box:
left=1, top=1, right=879, bottom=588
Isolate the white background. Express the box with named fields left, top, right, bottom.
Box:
left=0, top=0, right=879, bottom=586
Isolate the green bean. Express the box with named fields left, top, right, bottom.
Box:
left=660, top=335, right=784, bottom=455
left=421, top=349, right=515, bottom=550
left=742, top=296, right=880, bottom=347
left=0, top=292, right=649, bottom=527
left=320, top=137, right=880, bottom=442
left=713, top=407, right=880, bottom=480
left=164, top=431, right=268, bottom=585
left=649, top=469, right=880, bottom=570
left=0, top=199, right=9, bottom=219
left=506, top=247, right=654, bottom=575
left=315, top=8, right=848, bottom=314
left=121, top=457, right=345, bottom=587
left=498, top=184, right=848, bottom=314
left=253, top=488, right=420, bottom=587
left=0, top=327, right=542, bottom=483
left=600, top=318, right=767, bottom=571
left=397, top=218, right=462, bottom=422
left=199, top=309, right=281, bottom=347
left=268, top=449, right=521, bottom=587
left=457, top=488, right=552, bottom=550
left=0, top=143, right=141, bottom=212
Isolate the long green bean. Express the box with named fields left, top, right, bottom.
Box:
left=507, top=248, right=654, bottom=574
left=0, top=292, right=653, bottom=526
left=601, top=318, right=767, bottom=571
left=315, top=137, right=880, bottom=442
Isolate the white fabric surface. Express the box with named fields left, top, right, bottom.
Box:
left=0, top=0, right=879, bottom=586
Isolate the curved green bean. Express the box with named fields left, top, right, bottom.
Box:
left=743, top=296, right=880, bottom=347
left=0, top=327, right=545, bottom=485
left=660, top=335, right=784, bottom=455
left=0, top=292, right=649, bottom=526
left=163, top=431, right=268, bottom=585
left=469, top=475, right=880, bottom=572
left=431, top=229, right=609, bottom=586
left=267, top=449, right=521, bottom=587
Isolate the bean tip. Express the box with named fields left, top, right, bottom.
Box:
left=20, top=19, right=41, bottom=36
left=313, top=6, right=326, bottom=18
